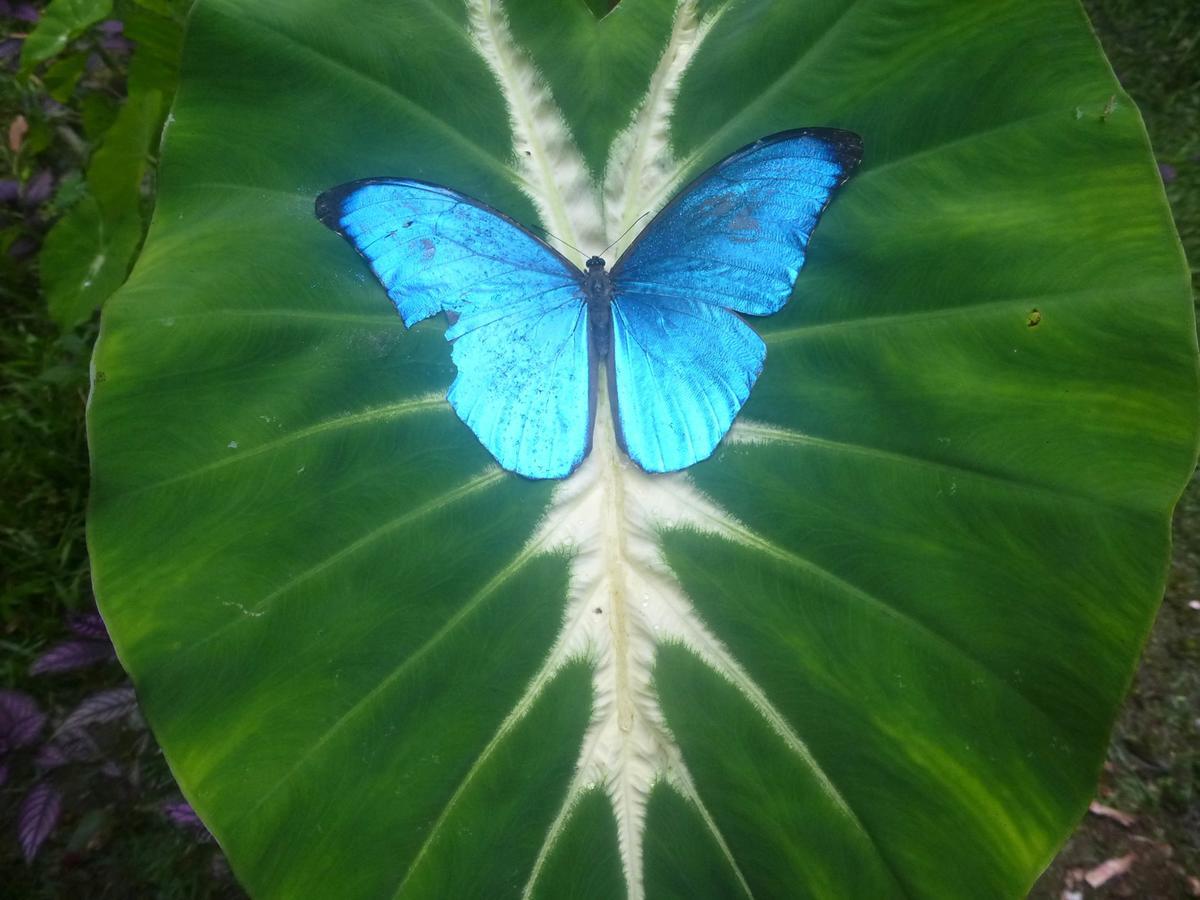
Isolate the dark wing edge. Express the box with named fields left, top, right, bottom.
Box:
left=314, top=177, right=583, bottom=309
left=314, top=177, right=595, bottom=481
left=316, top=177, right=581, bottom=272
left=610, top=127, right=863, bottom=282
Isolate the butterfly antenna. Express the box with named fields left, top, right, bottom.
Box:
left=600, top=211, right=651, bottom=257
left=528, top=224, right=585, bottom=257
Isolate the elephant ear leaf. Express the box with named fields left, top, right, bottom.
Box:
left=87, top=1, right=1197, bottom=899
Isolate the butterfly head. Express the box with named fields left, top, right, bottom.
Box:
left=585, top=256, right=606, bottom=271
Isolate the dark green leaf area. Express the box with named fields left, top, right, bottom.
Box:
left=693, top=438, right=1163, bottom=745
left=171, top=0, right=523, bottom=210
left=580, top=0, right=615, bottom=21
left=397, top=662, right=594, bottom=900
left=654, top=645, right=903, bottom=899
left=138, top=546, right=575, bottom=900
left=503, top=0, right=674, bottom=175
left=88, top=201, right=459, bottom=494
left=123, top=0, right=187, bottom=97
left=747, top=122, right=1193, bottom=515
left=658, top=530, right=1108, bottom=898
left=41, top=194, right=144, bottom=328
left=531, top=788, right=625, bottom=900
left=642, top=783, right=751, bottom=900
left=675, top=1, right=1105, bottom=170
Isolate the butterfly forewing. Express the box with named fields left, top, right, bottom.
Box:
left=317, top=179, right=593, bottom=479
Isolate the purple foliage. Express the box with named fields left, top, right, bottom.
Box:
left=1159, top=162, right=1178, bottom=184
left=0, top=37, right=20, bottom=70
left=0, top=179, right=17, bottom=204
left=162, top=801, right=203, bottom=828
left=0, top=689, right=46, bottom=752
left=68, top=612, right=110, bottom=641
left=22, top=169, right=54, bottom=206
left=96, top=19, right=131, bottom=55
left=33, top=741, right=69, bottom=771
left=11, top=2, right=38, bottom=22
left=40, top=95, right=66, bottom=116
left=51, top=726, right=101, bottom=763
left=18, top=782, right=61, bottom=863
left=30, top=639, right=115, bottom=675
left=58, top=686, right=138, bottom=734
left=8, top=235, right=38, bottom=259
left=163, top=800, right=214, bottom=841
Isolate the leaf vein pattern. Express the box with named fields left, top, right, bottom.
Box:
left=235, top=492, right=531, bottom=831
left=729, top=419, right=1132, bottom=512
left=124, top=395, right=445, bottom=497
left=234, top=13, right=526, bottom=189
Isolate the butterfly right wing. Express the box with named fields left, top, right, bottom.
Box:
left=316, top=179, right=592, bottom=479
left=607, top=129, right=862, bottom=472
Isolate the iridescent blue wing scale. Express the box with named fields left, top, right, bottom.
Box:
left=609, top=128, right=862, bottom=472
left=316, top=179, right=592, bottom=479
left=608, top=293, right=766, bottom=472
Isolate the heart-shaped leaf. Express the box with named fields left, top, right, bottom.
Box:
left=88, top=0, right=1198, bottom=897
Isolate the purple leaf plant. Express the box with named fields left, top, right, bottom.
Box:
left=0, top=1, right=40, bottom=23
left=5, top=609, right=216, bottom=863
left=57, top=686, right=138, bottom=733
left=17, top=781, right=61, bottom=863
left=28, top=611, right=113, bottom=675
left=162, top=799, right=214, bottom=842
left=0, top=689, right=45, bottom=754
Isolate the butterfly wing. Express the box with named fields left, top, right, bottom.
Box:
left=609, top=128, right=862, bottom=472
left=316, top=179, right=592, bottom=479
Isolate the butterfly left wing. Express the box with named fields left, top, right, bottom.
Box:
left=609, top=128, right=862, bottom=472
left=316, top=179, right=592, bottom=479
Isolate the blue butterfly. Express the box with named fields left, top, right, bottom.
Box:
left=316, top=128, right=862, bottom=479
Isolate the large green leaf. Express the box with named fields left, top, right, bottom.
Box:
left=88, top=0, right=1198, bottom=898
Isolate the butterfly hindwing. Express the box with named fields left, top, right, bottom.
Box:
left=609, top=128, right=862, bottom=472
left=446, top=289, right=592, bottom=479
left=609, top=290, right=765, bottom=473
left=317, top=179, right=592, bottom=479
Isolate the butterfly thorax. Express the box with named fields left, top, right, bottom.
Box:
left=584, top=256, right=613, bottom=359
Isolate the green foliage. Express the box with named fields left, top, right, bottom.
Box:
left=21, top=0, right=187, bottom=327
left=42, top=89, right=160, bottom=325
left=85, top=0, right=1197, bottom=898
left=19, top=0, right=114, bottom=71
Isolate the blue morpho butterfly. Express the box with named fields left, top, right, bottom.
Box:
left=316, top=128, right=862, bottom=480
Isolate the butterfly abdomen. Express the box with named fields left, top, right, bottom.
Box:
left=584, top=256, right=613, bottom=360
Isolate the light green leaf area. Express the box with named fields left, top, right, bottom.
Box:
left=40, top=0, right=186, bottom=326
left=88, top=1, right=1197, bottom=899
left=42, top=191, right=142, bottom=326
left=45, top=88, right=162, bottom=326
left=19, top=0, right=113, bottom=70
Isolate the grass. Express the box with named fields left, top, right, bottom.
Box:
left=1, top=0, right=1197, bottom=896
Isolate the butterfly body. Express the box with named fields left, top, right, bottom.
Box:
left=317, top=128, right=862, bottom=480
left=583, top=256, right=614, bottom=360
